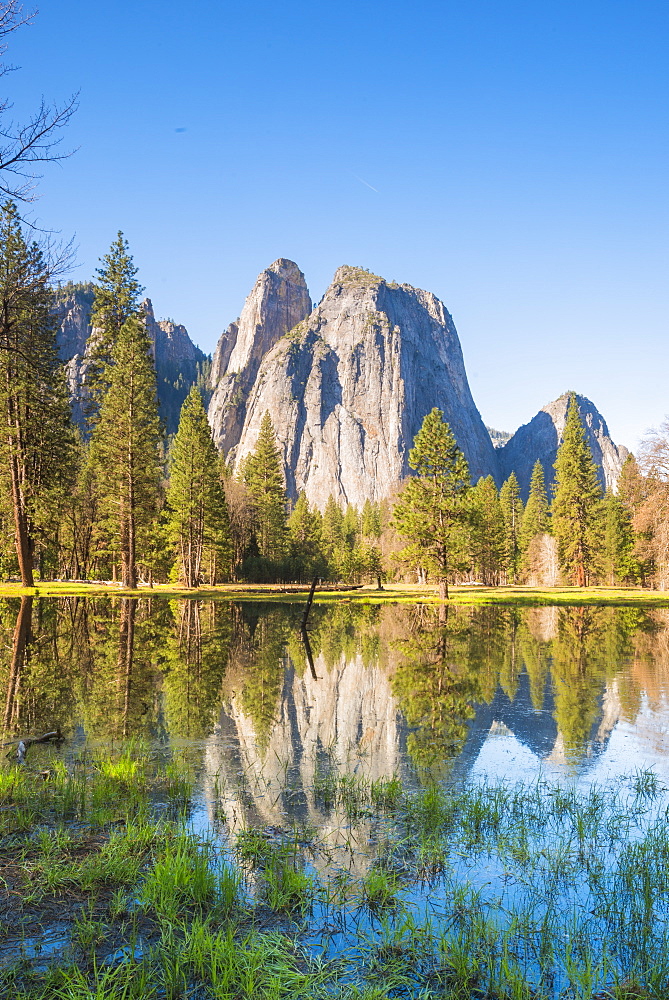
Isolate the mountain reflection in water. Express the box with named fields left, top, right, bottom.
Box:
left=2, top=597, right=669, bottom=807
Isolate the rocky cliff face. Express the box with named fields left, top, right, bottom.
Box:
left=209, top=263, right=498, bottom=507
left=208, top=259, right=312, bottom=455
left=498, top=393, right=628, bottom=500
left=52, top=284, right=206, bottom=435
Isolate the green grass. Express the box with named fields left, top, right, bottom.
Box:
left=5, top=742, right=669, bottom=998
left=3, top=579, right=669, bottom=608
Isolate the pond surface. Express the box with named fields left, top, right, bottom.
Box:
left=4, top=597, right=669, bottom=812
left=5, top=597, right=669, bottom=996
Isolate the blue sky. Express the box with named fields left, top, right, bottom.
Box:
left=8, top=0, right=669, bottom=450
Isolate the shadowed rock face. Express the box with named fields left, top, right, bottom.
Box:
left=52, top=286, right=206, bottom=435
left=210, top=263, right=497, bottom=507
left=207, top=259, right=312, bottom=454
left=498, top=393, right=628, bottom=500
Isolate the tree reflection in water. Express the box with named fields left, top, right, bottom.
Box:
left=0, top=597, right=667, bottom=774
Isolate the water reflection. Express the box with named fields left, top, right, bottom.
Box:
left=2, top=597, right=669, bottom=794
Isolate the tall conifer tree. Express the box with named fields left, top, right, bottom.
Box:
left=469, top=475, right=506, bottom=585
left=88, top=314, right=161, bottom=588
left=521, top=461, right=550, bottom=550
left=0, top=201, right=74, bottom=585
left=86, top=232, right=143, bottom=426
left=392, top=408, right=470, bottom=600
left=242, top=412, right=287, bottom=562
left=551, top=395, right=603, bottom=586
left=499, top=472, right=523, bottom=583
left=166, top=386, right=231, bottom=586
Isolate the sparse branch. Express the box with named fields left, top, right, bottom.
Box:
left=0, top=2, right=78, bottom=201
left=638, top=419, right=669, bottom=482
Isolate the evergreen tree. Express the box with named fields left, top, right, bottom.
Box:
left=242, top=412, right=287, bottom=563
left=166, top=386, right=231, bottom=586
left=551, top=394, right=603, bottom=586
left=320, top=494, right=345, bottom=578
left=361, top=499, right=381, bottom=539
left=520, top=461, right=550, bottom=553
left=469, top=476, right=506, bottom=585
left=499, top=472, right=523, bottom=583
left=88, top=314, right=162, bottom=588
left=601, top=489, right=637, bottom=585
left=392, top=408, right=470, bottom=600
left=287, top=491, right=325, bottom=581
left=86, top=233, right=143, bottom=423
left=0, top=202, right=75, bottom=585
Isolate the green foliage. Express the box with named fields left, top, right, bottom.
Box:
left=88, top=314, right=162, bottom=587
left=87, top=232, right=143, bottom=409
left=499, top=472, right=523, bottom=583
left=242, top=412, right=288, bottom=565
left=469, top=476, right=506, bottom=585
left=520, top=460, right=550, bottom=563
left=552, top=395, right=603, bottom=586
left=601, top=489, right=639, bottom=585
left=0, top=202, right=75, bottom=585
left=392, top=408, right=470, bottom=598
left=286, top=491, right=327, bottom=581
left=166, top=386, right=231, bottom=586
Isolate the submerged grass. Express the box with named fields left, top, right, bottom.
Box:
left=4, top=742, right=669, bottom=998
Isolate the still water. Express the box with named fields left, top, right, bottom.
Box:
left=3, top=596, right=669, bottom=805
left=6, top=596, right=669, bottom=993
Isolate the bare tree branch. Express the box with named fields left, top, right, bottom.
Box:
left=0, top=2, right=78, bottom=201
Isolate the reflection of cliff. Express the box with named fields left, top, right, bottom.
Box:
left=204, top=646, right=408, bottom=858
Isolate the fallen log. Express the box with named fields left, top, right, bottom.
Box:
left=3, top=729, right=62, bottom=762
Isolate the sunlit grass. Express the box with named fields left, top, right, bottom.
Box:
left=5, top=741, right=669, bottom=998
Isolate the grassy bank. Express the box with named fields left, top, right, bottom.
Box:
left=1, top=740, right=669, bottom=997
left=1, top=579, right=669, bottom=608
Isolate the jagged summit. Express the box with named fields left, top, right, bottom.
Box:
left=498, top=392, right=628, bottom=500
left=208, top=260, right=497, bottom=507
left=207, top=259, right=312, bottom=455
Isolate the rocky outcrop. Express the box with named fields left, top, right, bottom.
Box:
left=208, top=259, right=312, bottom=454
left=210, top=263, right=498, bottom=507
left=52, top=283, right=206, bottom=435
left=498, top=393, right=628, bottom=500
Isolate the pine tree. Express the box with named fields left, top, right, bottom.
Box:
left=551, top=394, right=603, bottom=586
left=361, top=499, right=381, bottom=539
left=0, top=201, right=75, bottom=585
left=320, top=494, right=346, bottom=579
left=88, top=314, right=162, bottom=588
left=242, top=412, right=287, bottom=563
left=520, top=461, right=550, bottom=552
left=469, top=476, right=506, bottom=585
left=601, top=489, right=637, bottom=585
left=392, top=408, right=470, bottom=600
left=166, top=386, right=231, bottom=586
left=86, top=233, right=143, bottom=424
left=499, top=472, right=524, bottom=583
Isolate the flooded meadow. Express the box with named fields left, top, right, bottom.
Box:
left=3, top=596, right=669, bottom=998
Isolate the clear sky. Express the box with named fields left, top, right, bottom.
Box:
left=8, top=0, right=669, bottom=451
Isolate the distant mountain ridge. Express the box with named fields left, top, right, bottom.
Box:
left=498, top=393, right=629, bottom=501
left=206, top=260, right=628, bottom=506
left=53, top=269, right=628, bottom=503
left=52, top=282, right=208, bottom=435
left=207, top=261, right=498, bottom=508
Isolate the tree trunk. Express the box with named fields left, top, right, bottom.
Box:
left=438, top=578, right=448, bottom=601
left=118, top=599, right=135, bottom=737
left=8, top=446, right=34, bottom=586
left=3, top=596, right=33, bottom=729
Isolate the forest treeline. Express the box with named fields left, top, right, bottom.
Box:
left=1, top=214, right=668, bottom=591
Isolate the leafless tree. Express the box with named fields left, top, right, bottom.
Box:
left=0, top=2, right=78, bottom=202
